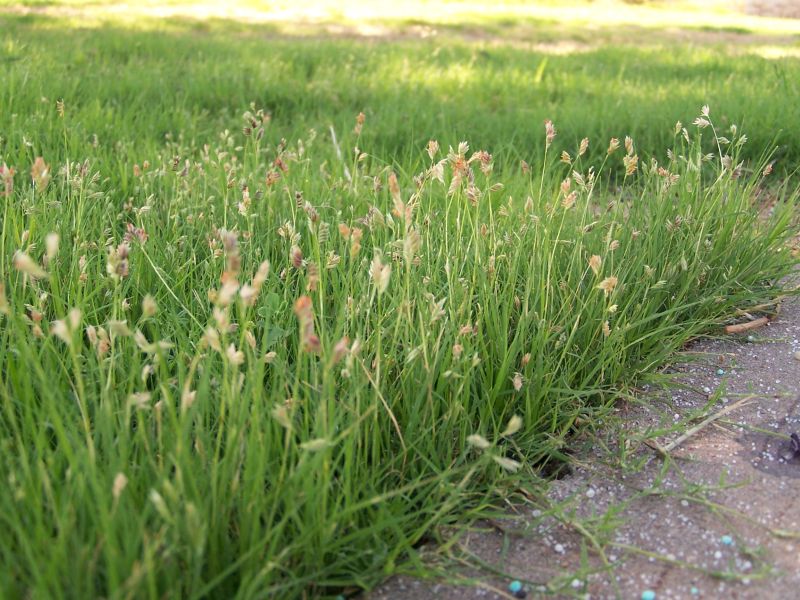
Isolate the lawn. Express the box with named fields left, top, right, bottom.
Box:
left=1, top=2, right=799, bottom=598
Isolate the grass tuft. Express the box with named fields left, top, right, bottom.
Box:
left=0, top=97, right=797, bottom=597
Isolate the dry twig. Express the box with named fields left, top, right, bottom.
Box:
left=724, top=317, right=769, bottom=334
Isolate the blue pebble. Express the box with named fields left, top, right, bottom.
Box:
left=690, top=587, right=699, bottom=595
left=716, top=368, right=725, bottom=376
left=508, top=580, right=523, bottom=594
left=641, top=592, right=656, bottom=600
left=721, top=535, right=733, bottom=546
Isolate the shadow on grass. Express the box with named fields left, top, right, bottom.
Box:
left=0, top=12, right=799, bottom=173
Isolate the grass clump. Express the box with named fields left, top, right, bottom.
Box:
left=0, top=100, right=796, bottom=598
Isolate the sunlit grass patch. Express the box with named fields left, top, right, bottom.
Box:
left=2, top=14, right=800, bottom=170
left=4, top=0, right=800, bottom=37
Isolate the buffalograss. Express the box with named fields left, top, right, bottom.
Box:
left=0, top=8, right=798, bottom=599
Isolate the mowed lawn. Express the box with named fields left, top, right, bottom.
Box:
left=1, top=3, right=799, bottom=598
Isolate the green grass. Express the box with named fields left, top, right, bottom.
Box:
left=2, top=15, right=800, bottom=171
left=0, top=9, right=799, bottom=599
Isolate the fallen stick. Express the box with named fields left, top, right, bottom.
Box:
left=734, top=295, right=786, bottom=315
left=662, top=395, right=755, bottom=453
left=642, top=439, right=669, bottom=458
left=724, top=316, right=769, bottom=334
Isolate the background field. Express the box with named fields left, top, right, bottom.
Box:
left=3, top=0, right=800, bottom=172
left=1, top=1, right=799, bottom=598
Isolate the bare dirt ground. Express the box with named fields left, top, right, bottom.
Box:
left=747, top=0, right=800, bottom=19
left=372, top=293, right=800, bottom=599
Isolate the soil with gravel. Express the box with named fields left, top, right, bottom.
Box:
left=372, top=294, right=800, bottom=599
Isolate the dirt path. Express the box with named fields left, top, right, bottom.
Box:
left=372, top=294, right=800, bottom=599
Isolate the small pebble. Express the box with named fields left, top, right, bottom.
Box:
left=716, top=368, right=725, bottom=376
left=690, top=587, right=699, bottom=595
left=641, top=591, right=656, bottom=600
left=508, top=580, right=523, bottom=594
left=794, top=351, right=800, bottom=361
left=571, top=578, right=583, bottom=589
left=586, top=488, right=596, bottom=499
left=713, top=550, right=722, bottom=559
left=721, top=535, right=733, bottom=546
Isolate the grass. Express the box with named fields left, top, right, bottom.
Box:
left=2, top=13, right=800, bottom=169
left=0, top=5, right=799, bottom=599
